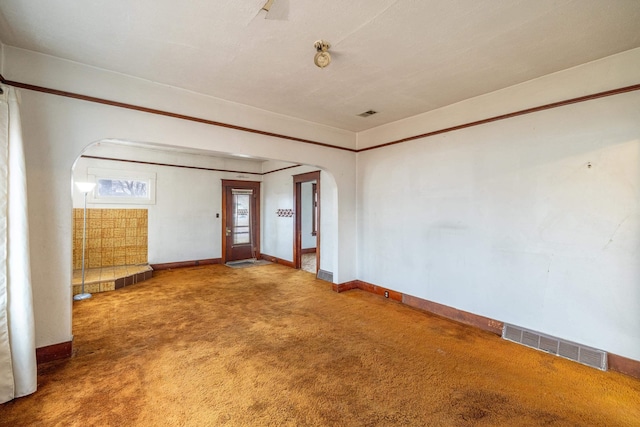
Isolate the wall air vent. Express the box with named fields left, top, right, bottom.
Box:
left=316, top=269, right=333, bottom=283
left=357, top=110, right=378, bottom=117
left=503, top=324, right=607, bottom=371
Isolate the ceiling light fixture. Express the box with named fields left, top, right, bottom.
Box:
left=314, top=40, right=331, bottom=68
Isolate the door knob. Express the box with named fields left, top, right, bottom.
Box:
left=226, top=227, right=231, bottom=236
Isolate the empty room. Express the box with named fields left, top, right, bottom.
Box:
left=1, top=1, right=639, bottom=425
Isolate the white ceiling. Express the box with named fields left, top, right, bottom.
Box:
left=1, top=0, right=639, bottom=132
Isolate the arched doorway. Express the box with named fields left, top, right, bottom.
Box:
left=70, top=140, right=339, bottom=303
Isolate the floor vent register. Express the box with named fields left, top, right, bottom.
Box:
left=503, top=324, right=607, bottom=371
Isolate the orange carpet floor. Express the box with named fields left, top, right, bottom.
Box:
left=1, top=263, right=638, bottom=426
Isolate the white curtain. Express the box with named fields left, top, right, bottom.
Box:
left=0, top=85, right=37, bottom=403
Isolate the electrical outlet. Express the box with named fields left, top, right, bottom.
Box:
left=384, top=291, right=389, bottom=298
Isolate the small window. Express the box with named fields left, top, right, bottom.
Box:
left=97, top=179, right=148, bottom=198
left=87, top=168, right=156, bottom=205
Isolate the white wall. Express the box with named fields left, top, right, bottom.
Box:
left=261, top=163, right=306, bottom=261
left=261, top=163, right=314, bottom=260
left=318, top=170, right=338, bottom=275
left=357, top=48, right=640, bottom=361
left=73, top=143, right=265, bottom=264
left=4, top=47, right=357, bottom=349
left=261, top=163, right=335, bottom=274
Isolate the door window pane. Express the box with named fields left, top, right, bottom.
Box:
left=233, top=194, right=251, bottom=245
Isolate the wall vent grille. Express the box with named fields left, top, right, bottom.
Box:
left=502, top=324, right=607, bottom=371
left=317, top=269, right=333, bottom=283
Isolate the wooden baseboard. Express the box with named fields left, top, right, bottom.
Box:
left=334, top=280, right=503, bottom=336
left=403, top=294, right=503, bottom=335
left=260, top=254, right=295, bottom=268
left=357, top=280, right=403, bottom=302
left=150, top=258, right=221, bottom=270
left=608, top=353, right=640, bottom=379
left=300, top=248, right=317, bottom=255
left=36, top=341, right=73, bottom=364
left=333, top=280, right=359, bottom=293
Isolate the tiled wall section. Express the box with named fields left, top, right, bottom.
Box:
left=73, top=209, right=148, bottom=269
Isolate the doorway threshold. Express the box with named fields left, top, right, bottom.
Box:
left=225, top=259, right=272, bottom=269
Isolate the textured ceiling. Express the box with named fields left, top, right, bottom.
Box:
left=1, top=0, right=639, bottom=132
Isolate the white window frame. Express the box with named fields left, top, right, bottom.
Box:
left=87, top=168, right=156, bottom=205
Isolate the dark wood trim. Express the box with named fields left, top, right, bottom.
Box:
left=357, top=280, right=403, bottom=302
left=311, top=182, right=318, bottom=237
left=294, top=181, right=301, bottom=269
left=608, top=353, right=640, bottom=380
left=402, top=294, right=504, bottom=335
left=150, top=258, right=221, bottom=271
left=300, top=248, right=316, bottom=254
left=221, top=180, right=261, bottom=264
left=262, top=164, right=303, bottom=175
left=335, top=280, right=503, bottom=335
left=3, top=74, right=637, bottom=155
left=260, top=253, right=295, bottom=268
left=82, top=155, right=302, bottom=176
left=0, top=75, right=356, bottom=153
left=359, top=83, right=640, bottom=152
left=81, top=155, right=262, bottom=175
left=292, top=172, right=322, bottom=182
left=333, top=281, right=360, bottom=293
left=36, top=341, right=73, bottom=364
left=293, top=171, right=321, bottom=272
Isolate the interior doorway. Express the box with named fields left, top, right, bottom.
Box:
left=222, top=180, right=261, bottom=263
left=293, top=171, right=320, bottom=274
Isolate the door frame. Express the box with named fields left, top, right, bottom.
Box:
left=293, top=171, right=320, bottom=272
left=221, top=180, right=261, bottom=263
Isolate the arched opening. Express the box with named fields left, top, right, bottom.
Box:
left=69, top=138, right=339, bottom=301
